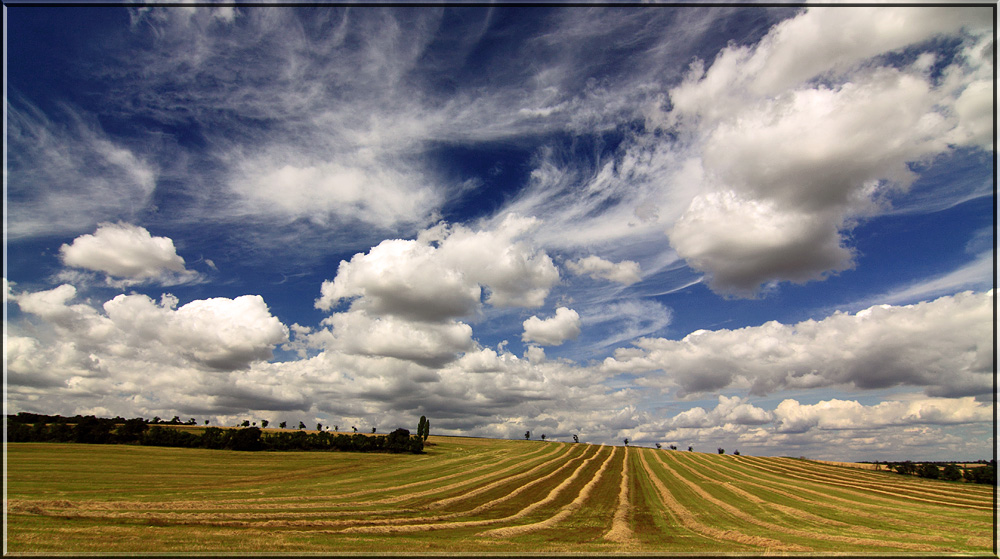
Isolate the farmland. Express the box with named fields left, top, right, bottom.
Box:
left=5, top=437, right=995, bottom=554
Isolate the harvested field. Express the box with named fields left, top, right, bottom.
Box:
left=5, top=440, right=995, bottom=554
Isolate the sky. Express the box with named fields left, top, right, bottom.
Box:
left=3, top=4, right=995, bottom=462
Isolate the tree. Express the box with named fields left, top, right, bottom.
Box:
left=261, top=419, right=269, bottom=428
left=918, top=463, right=940, bottom=480
left=718, top=448, right=725, bottom=454
left=423, top=420, right=430, bottom=441
left=525, top=431, right=531, bottom=440
left=372, top=427, right=377, bottom=434
left=187, top=418, right=197, bottom=425
left=204, top=420, right=210, bottom=425
left=573, top=434, right=579, bottom=443
left=655, top=443, right=662, bottom=449
left=151, top=416, right=161, bottom=424
left=623, top=438, right=629, bottom=446
left=279, top=421, right=287, bottom=429
left=334, top=425, right=339, bottom=432
left=688, top=446, right=693, bottom=452
left=171, top=416, right=182, bottom=425
left=733, top=450, right=740, bottom=456
left=241, top=420, right=251, bottom=427
left=540, top=434, right=546, bottom=441
left=317, top=423, right=323, bottom=431
left=418, top=416, right=427, bottom=440
left=352, top=426, right=357, bottom=433
left=116, top=418, right=148, bottom=444
left=299, top=421, right=306, bottom=430
left=669, top=445, right=677, bottom=450
left=942, top=463, right=962, bottom=482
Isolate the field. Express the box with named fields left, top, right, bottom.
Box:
left=5, top=437, right=996, bottom=554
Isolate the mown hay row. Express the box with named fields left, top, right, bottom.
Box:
left=635, top=449, right=806, bottom=552
left=679, top=451, right=950, bottom=541
left=481, top=444, right=615, bottom=538
left=338, top=444, right=604, bottom=534
left=744, top=456, right=993, bottom=511
left=659, top=452, right=954, bottom=552
left=602, top=446, right=636, bottom=545
left=774, top=457, right=994, bottom=505
left=424, top=443, right=583, bottom=510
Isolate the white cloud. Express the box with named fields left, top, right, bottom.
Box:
left=772, top=396, right=993, bottom=434
left=522, top=307, right=582, bottom=347
left=669, top=191, right=853, bottom=296
left=6, top=102, right=158, bottom=240
left=652, top=6, right=994, bottom=296
left=59, top=223, right=200, bottom=287
left=103, top=293, right=289, bottom=371
left=312, top=216, right=559, bottom=367
left=317, top=215, right=559, bottom=317
left=319, top=309, right=475, bottom=368
left=567, top=255, right=641, bottom=286
left=603, top=290, right=994, bottom=398
left=12, top=284, right=288, bottom=372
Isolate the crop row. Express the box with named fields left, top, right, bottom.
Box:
left=5, top=439, right=994, bottom=553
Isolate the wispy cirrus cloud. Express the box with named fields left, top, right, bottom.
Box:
left=6, top=101, right=158, bottom=239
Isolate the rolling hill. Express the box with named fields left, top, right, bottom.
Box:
left=5, top=436, right=994, bottom=554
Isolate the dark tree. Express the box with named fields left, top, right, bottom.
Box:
left=279, top=421, right=287, bottom=429
left=623, top=438, right=629, bottom=446
left=423, top=420, right=429, bottom=441
left=669, top=445, right=677, bottom=450
left=655, top=443, right=662, bottom=449
left=418, top=416, right=427, bottom=440
left=372, top=427, right=376, bottom=434
left=204, top=420, right=210, bottom=425
left=151, top=416, right=161, bottom=424
left=241, top=420, right=251, bottom=427
left=171, top=416, right=182, bottom=425
left=187, top=418, right=196, bottom=425
left=201, top=427, right=225, bottom=449
left=261, top=419, right=269, bottom=428
left=942, top=463, right=962, bottom=481
left=541, top=434, right=546, bottom=441
left=226, top=427, right=264, bottom=451
left=733, top=450, right=740, bottom=456
left=117, top=418, right=148, bottom=443
left=918, top=463, right=940, bottom=480
left=352, top=426, right=357, bottom=433
left=299, top=421, right=306, bottom=430
left=317, top=423, right=323, bottom=431
left=525, top=431, right=531, bottom=440
left=718, top=448, right=725, bottom=454
left=334, top=425, right=339, bottom=432
left=573, top=434, right=579, bottom=443
left=688, top=446, right=693, bottom=452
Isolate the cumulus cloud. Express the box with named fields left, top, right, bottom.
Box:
left=649, top=6, right=993, bottom=296
left=644, top=393, right=993, bottom=460
left=12, top=284, right=288, bottom=372
left=311, top=215, right=560, bottom=367
left=59, top=223, right=201, bottom=287
left=522, top=307, right=582, bottom=346
left=603, top=290, right=993, bottom=398
left=317, top=215, right=558, bottom=317
left=567, top=255, right=641, bottom=286
left=772, top=396, right=993, bottom=434
left=319, top=310, right=475, bottom=368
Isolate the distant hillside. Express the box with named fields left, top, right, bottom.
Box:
left=5, top=436, right=994, bottom=554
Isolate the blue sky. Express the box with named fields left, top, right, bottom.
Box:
left=4, top=4, right=995, bottom=461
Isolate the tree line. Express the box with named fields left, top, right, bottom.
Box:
left=878, top=460, right=996, bottom=485
left=6, top=413, right=426, bottom=454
